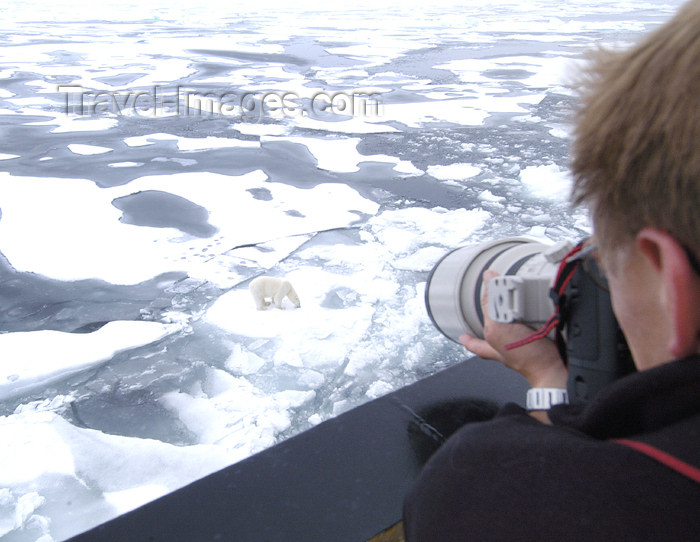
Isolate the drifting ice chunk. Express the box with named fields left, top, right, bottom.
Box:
left=0, top=321, right=182, bottom=400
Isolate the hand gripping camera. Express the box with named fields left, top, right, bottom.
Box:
left=425, top=237, right=636, bottom=403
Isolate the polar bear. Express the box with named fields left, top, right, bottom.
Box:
left=249, top=276, right=301, bottom=310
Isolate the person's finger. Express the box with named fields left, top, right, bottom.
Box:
left=459, top=333, right=502, bottom=361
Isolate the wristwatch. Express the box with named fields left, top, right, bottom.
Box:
left=526, top=388, right=569, bottom=411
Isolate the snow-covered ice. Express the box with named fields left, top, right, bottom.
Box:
left=0, top=0, right=684, bottom=539
left=0, top=321, right=182, bottom=400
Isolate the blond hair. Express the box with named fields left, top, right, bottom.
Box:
left=571, top=0, right=700, bottom=253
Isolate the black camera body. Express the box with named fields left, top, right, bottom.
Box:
left=560, top=254, right=635, bottom=402
left=426, top=237, right=635, bottom=403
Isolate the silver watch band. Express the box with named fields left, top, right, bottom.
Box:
left=526, top=388, right=569, bottom=411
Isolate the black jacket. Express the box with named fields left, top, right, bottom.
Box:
left=403, top=356, right=700, bottom=541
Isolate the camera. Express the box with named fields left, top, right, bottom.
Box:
left=425, top=237, right=636, bottom=403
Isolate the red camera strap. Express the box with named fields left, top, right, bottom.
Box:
left=504, top=241, right=585, bottom=352
left=613, top=439, right=700, bottom=484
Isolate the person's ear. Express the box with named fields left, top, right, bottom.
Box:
left=636, top=227, right=700, bottom=358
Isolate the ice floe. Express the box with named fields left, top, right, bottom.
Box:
left=0, top=321, right=183, bottom=400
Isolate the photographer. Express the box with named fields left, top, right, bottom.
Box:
left=403, top=1, right=700, bottom=540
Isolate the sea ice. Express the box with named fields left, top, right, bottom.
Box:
left=428, top=163, right=481, bottom=181
left=0, top=321, right=183, bottom=400
left=67, top=144, right=113, bottom=155
left=519, top=163, right=572, bottom=200
left=0, top=171, right=379, bottom=284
